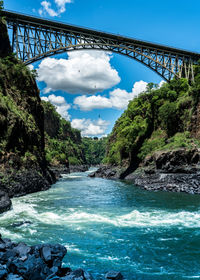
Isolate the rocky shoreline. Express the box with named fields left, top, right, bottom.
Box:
left=0, top=234, right=123, bottom=280
left=0, top=165, right=89, bottom=214
left=0, top=168, right=55, bottom=214
left=89, top=148, right=200, bottom=195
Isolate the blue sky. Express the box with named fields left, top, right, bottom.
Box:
left=5, top=0, right=200, bottom=137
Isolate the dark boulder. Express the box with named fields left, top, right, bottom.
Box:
left=61, top=268, right=94, bottom=280
left=0, top=236, right=98, bottom=280
left=0, top=264, right=8, bottom=279
left=14, top=243, right=31, bottom=258
left=41, top=245, right=52, bottom=262
left=0, top=236, right=69, bottom=280
left=89, top=166, right=121, bottom=180
left=6, top=274, right=24, bottom=280
left=1, top=249, right=17, bottom=264
left=8, top=254, right=47, bottom=280
left=0, top=191, right=12, bottom=214
left=105, top=271, right=123, bottom=280
left=0, top=243, right=6, bottom=251
left=11, top=221, right=32, bottom=228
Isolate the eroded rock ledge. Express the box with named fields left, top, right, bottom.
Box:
left=90, top=149, right=200, bottom=195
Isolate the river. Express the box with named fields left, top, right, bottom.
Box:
left=1, top=168, right=200, bottom=279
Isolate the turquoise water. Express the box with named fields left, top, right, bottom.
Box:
left=1, top=169, right=200, bottom=279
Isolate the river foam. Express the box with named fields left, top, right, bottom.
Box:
left=2, top=198, right=200, bottom=229
left=1, top=170, right=200, bottom=279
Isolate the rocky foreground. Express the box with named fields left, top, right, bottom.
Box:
left=0, top=234, right=124, bottom=280
left=90, top=148, right=200, bottom=195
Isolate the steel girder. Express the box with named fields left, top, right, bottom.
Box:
left=2, top=10, right=200, bottom=82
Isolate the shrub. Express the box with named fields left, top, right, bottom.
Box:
left=158, top=101, right=177, bottom=137
left=68, top=156, right=80, bottom=166
left=0, top=1, right=3, bottom=10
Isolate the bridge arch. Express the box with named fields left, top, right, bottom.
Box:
left=1, top=10, right=200, bottom=82
left=24, top=43, right=182, bottom=82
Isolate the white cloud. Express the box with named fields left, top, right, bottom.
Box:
left=74, top=80, right=148, bottom=111
left=39, top=1, right=58, bottom=17
left=28, top=64, right=34, bottom=71
left=74, top=95, right=112, bottom=111
left=55, top=0, right=72, bottom=13
left=158, top=80, right=165, bottom=88
left=37, top=51, right=120, bottom=94
left=41, top=94, right=71, bottom=120
left=39, top=0, right=72, bottom=17
left=71, top=118, right=109, bottom=137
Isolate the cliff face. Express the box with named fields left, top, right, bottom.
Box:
left=0, top=20, right=55, bottom=212
left=0, top=19, right=11, bottom=57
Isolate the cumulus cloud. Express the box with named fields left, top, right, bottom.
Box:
left=71, top=118, right=109, bottom=137
left=39, top=0, right=72, bottom=17
left=39, top=1, right=58, bottom=17
left=74, top=80, right=148, bottom=111
left=28, top=64, right=34, bottom=71
left=74, top=95, right=112, bottom=111
left=37, top=51, right=120, bottom=94
left=55, top=0, right=72, bottom=13
left=41, top=94, right=71, bottom=120
left=158, top=80, right=165, bottom=88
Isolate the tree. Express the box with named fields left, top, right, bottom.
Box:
left=158, top=101, right=177, bottom=137
left=0, top=1, right=4, bottom=10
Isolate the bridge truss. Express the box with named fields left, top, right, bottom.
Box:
left=1, top=10, right=200, bottom=82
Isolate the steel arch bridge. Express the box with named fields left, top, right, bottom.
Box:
left=1, top=10, right=200, bottom=82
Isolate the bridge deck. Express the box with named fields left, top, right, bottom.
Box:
left=1, top=10, right=200, bottom=60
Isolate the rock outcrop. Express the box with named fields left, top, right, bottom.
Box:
left=0, top=17, right=55, bottom=213
left=91, top=149, right=200, bottom=195
left=0, top=191, right=11, bottom=214
left=126, top=148, right=200, bottom=194
left=0, top=234, right=124, bottom=280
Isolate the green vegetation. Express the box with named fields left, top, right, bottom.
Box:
left=0, top=1, right=3, bottom=10
left=105, top=63, right=200, bottom=166
left=0, top=52, right=107, bottom=169
left=42, top=101, right=86, bottom=166
left=138, top=131, right=200, bottom=160
left=82, top=137, right=107, bottom=165
left=43, top=101, right=107, bottom=166
left=0, top=54, right=45, bottom=168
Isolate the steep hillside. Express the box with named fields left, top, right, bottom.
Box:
left=0, top=18, right=55, bottom=213
left=105, top=66, right=200, bottom=169
left=93, top=63, right=200, bottom=194
left=42, top=101, right=86, bottom=166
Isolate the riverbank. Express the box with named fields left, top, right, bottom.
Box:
left=90, top=148, right=200, bottom=195
left=0, top=168, right=56, bottom=214
left=0, top=164, right=89, bottom=214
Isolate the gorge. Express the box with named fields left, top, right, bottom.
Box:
left=1, top=2, right=200, bottom=280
